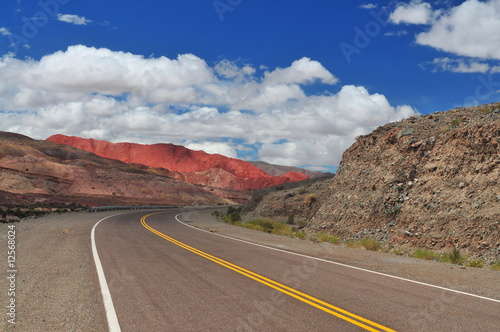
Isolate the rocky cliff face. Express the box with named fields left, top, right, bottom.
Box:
left=243, top=103, right=500, bottom=263
left=0, top=132, right=227, bottom=206
left=46, top=135, right=308, bottom=192
left=310, top=103, right=499, bottom=262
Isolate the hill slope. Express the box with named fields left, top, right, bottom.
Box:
left=243, top=103, right=500, bottom=263
left=0, top=132, right=227, bottom=206
left=46, top=135, right=308, bottom=191
left=311, top=103, right=500, bottom=262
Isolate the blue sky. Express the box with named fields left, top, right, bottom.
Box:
left=0, top=0, right=499, bottom=171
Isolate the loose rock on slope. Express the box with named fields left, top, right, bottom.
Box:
left=310, top=103, right=500, bottom=263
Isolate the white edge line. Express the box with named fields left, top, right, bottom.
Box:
left=91, top=214, right=124, bottom=332
left=175, top=212, right=500, bottom=304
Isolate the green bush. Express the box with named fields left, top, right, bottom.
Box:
left=490, top=262, right=500, bottom=271
left=245, top=218, right=293, bottom=236
left=439, top=248, right=466, bottom=265
left=467, top=260, right=484, bottom=268
left=292, top=231, right=307, bottom=240
left=411, top=248, right=438, bottom=260
left=344, top=239, right=361, bottom=248
left=316, top=232, right=340, bottom=244
left=223, top=206, right=242, bottom=224
left=360, top=237, right=381, bottom=251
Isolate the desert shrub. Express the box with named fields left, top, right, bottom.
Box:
left=467, top=260, right=484, bottom=268
left=316, top=232, right=340, bottom=244
left=490, top=262, right=500, bottom=271
left=360, top=237, right=381, bottom=251
left=245, top=218, right=292, bottom=236
left=287, top=214, right=295, bottom=225
left=293, top=231, right=307, bottom=240
left=450, top=117, right=466, bottom=127
left=297, top=218, right=308, bottom=228
left=272, top=222, right=292, bottom=236
left=297, top=187, right=307, bottom=194
left=439, top=248, right=466, bottom=265
left=223, top=206, right=242, bottom=224
left=411, top=248, right=438, bottom=260
left=344, top=239, right=361, bottom=248
left=303, top=193, right=316, bottom=205
left=391, top=247, right=407, bottom=256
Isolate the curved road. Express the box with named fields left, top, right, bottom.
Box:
left=94, top=209, right=500, bottom=331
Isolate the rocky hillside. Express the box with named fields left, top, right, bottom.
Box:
left=242, top=176, right=334, bottom=226
left=47, top=135, right=308, bottom=193
left=244, top=103, right=500, bottom=263
left=0, top=132, right=227, bottom=206
left=249, top=161, right=332, bottom=178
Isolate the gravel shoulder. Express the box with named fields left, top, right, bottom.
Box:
left=0, top=211, right=119, bottom=332
left=180, top=208, right=500, bottom=302
left=1, top=208, right=498, bottom=332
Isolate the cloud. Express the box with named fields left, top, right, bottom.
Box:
left=263, top=57, right=338, bottom=86
left=390, top=0, right=433, bottom=25
left=427, top=58, right=491, bottom=73
left=0, top=27, right=11, bottom=36
left=57, top=14, right=92, bottom=25
left=0, top=45, right=417, bottom=167
left=390, top=0, right=500, bottom=61
left=359, top=4, right=377, bottom=10
left=385, top=30, right=408, bottom=37
left=416, top=0, right=500, bottom=60
left=185, top=141, right=237, bottom=158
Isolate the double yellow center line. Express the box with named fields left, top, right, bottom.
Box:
left=141, top=212, right=396, bottom=332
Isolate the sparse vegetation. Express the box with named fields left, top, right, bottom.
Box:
left=303, top=193, right=316, bottom=205
left=439, top=248, right=466, bottom=265
left=297, top=187, right=307, bottom=194
left=292, top=230, right=307, bottom=240
left=411, top=248, right=439, bottom=260
left=360, top=237, right=381, bottom=251
left=314, top=232, right=340, bottom=244
left=223, top=206, right=242, bottom=224
left=450, top=117, right=466, bottom=127
left=344, top=237, right=381, bottom=251
left=490, top=262, right=500, bottom=271
left=0, top=203, right=86, bottom=223
left=467, top=260, right=484, bottom=268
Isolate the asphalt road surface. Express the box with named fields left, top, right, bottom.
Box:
left=94, top=209, right=500, bottom=331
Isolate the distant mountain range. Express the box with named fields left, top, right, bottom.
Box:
left=47, top=135, right=320, bottom=193
left=0, top=132, right=227, bottom=206
left=0, top=132, right=327, bottom=206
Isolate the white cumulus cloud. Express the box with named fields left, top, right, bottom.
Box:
left=428, top=58, right=491, bottom=73
left=416, top=0, right=500, bottom=60
left=185, top=141, right=238, bottom=158
left=390, top=1, right=433, bottom=25
left=0, top=27, right=11, bottom=36
left=390, top=0, right=500, bottom=61
left=0, top=45, right=418, bottom=167
left=57, top=14, right=92, bottom=25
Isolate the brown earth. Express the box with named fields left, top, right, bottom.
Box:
left=0, top=132, right=228, bottom=206
left=243, top=103, right=500, bottom=263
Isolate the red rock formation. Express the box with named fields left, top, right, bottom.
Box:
left=0, top=132, right=228, bottom=206
left=47, top=135, right=308, bottom=191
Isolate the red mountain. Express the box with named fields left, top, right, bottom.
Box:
left=46, top=135, right=308, bottom=192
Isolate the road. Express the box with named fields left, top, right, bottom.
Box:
left=94, top=209, right=500, bottom=331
